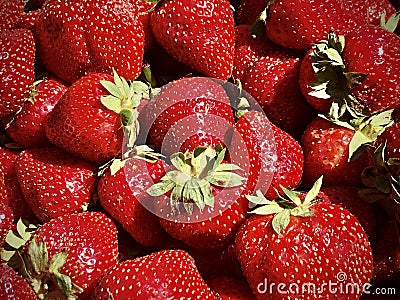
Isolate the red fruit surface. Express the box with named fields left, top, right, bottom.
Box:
left=0, top=264, right=38, bottom=300
left=45, top=73, right=123, bottom=164
left=0, top=29, right=35, bottom=118
left=208, top=276, right=256, bottom=299
left=0, top=202, right=13, bottom=247
left=15, top=147, right=97, bottom=222
left=5, top=78, right=68, bottom=148
left=376, top=120, right=400, bottom=159
left=0, top=0, right=24, bottom=31
left=235, top=203, right=373, bottom=299
left=150, top=0, right=235, bottom=80
left=93, top=249, right=216, bottom=299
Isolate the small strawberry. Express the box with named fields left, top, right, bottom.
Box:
left=0, top=28, right=35, bottom=118
left=235, top=178, right=374, bottom=299
left=15, top=147, right=97, bottom=222
left=20, top=212, right=119, bottom=300
left=0, top=203, right=13, bottom=247
left=150, top=0, right=235, bottom=80
left=36, top=0, right=144, bottom=83
left=93, top=249, right=216, bottom=299
left=0, top=147, right=36, bottom=222
left=148, top=146, right=248, bottom=249
left=0, top=264, right=38, bottom=300
left=4, top=78, right=68, bottom=148
left=207, top=276, right=256, bottom=299
left=0, top=0, right=24, bottom=31
left=145, top=77, right=235, bottom=158
left=45, top=71, right=151, bottom=164
left=98, top=146, right=167, bottom=247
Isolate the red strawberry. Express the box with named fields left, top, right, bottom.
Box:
left=0, top=203, right=13, bottom=247
left=146, top=77, right=235, bottom=158
left=36, top=0, right=144, bottom=84
left=241, top=49, right=316, bottom=138
left=0, top=29, right=35, bottom=118
left=365, top=0, right=397, bottom=25
left=19, top=212, right=119, bottom=300
left=148, top=146, right=248, bottom=249
left=236, top=0, right=267, bottom=25
left=98, top=152, right=167, bottom=247
left=301, top=117, right=370, bottom=188
left=0, top=0, right=24, bottom=31
left=93, top=249, right=216, bottom=299
left=319, top=186, right=378, bottom=238
left=13, top=9, right=41, bottom=34
left=0, top=264, right=38, bottom=300
left=235, top=180, right=373, bottom=299
left=0, top=147, right=36, bottom=222
left=207, top=276, right=256, bottom=300
left=376, top=120, right=400, bottom=159
left=128, top=0, right=156, bottom=52
left=150, top=0, right=235, bottom=80
left=46, top=72, right=150, bottom=164
left=15, top=147, right=97, bottom=222
left=4, top=78, right=68, bottom=148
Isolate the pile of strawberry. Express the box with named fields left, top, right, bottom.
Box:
left=1, top=0, right=400, bottom=299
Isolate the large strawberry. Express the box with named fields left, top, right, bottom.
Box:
left=45, top=71, right=150, bottom=164
left=264, top=0, right=396, bottom=50
left=98, top=147, right=167, bottom=247
left=36, top=0, right=144, bottom=84
left=0, top=29, right=35, bottom=118
left=235, top=179, right=373, bottom=299
left=145, top=77, right=235, bottom=158
left=15, top=147, right=97, bottom=222
left=93, top=249, right=216, bottom=299
left=19, top=212, right=119, bottom=300
left=0, top=264, right=38, bottom=300
left=150, top=0, right=235, bottom=80
left=4, top=78, right=68, bottom=148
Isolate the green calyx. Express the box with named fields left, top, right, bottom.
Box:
left=309, top=31, right=368, bottom=118
left=147, top=145, right=246, bottom=215
left=380, top=11, right=400, bottom=33
left=320, top=109, right=394, bottom=161
left=248, top=176, right=324, bottom=234
left=17, top=239, right=83, bottom=300
left=100, top=69, right=151, bottom=148
left=359, top=142, right=400, bottom=204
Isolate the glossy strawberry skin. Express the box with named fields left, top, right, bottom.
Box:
left=45, top=73, right=123, bottom=164
left=235, top=203, right=373, bottom=300
left=207, top=276, right=255, bottom=300
left=301, top=117, right=369, bottom=188
left=0, top=264, right=38, bottom=300
left=5, top=79, right=68, bottom=148
left=98, top=159, right=167, bottom=247
left=150, top=0, right=235, bottom=80
left=0, top=0, right=24, bottom=31
left=0, top=29, right=35, bottom=118
left=343, top=25, right=400, bottom=114
left=36, top=0, right=144, bottom=84
left=376, top=120, right=400, bottom=159
left=93, top=249, right=216, bottom=299
left=15, top=147, right=97, bottom=222
left=0, top=202, right=13, bottom=247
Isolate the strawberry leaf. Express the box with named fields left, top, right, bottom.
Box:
left=100, top=95, right=122, bottom=113
left=250, top=203, right=283, bottom=215
left=272, top=209, right=291, bottom=234
left=303, top=176, right=323, bottom=206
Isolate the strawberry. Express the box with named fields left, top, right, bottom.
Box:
left=36, top=0, right=144, bottom=84
left=301, top=116, right=372, bottom=188
left=150, top=0, right=235, bottom=80
left=148, top=146, right=248, bottom=249
left=0, top=147, right=37, bottom=222
left=128, top=0, right=156, bottom=52
left=207, top=276, right=256, bottom=299
left=235, top=179, right=373, bottom=299
left=17, top=212, right=118, bottom=300
left=45, top=72, right=151, bottom=164
left=0, top=203, right=13, bottom=247
left=13, top=9, right=41, bottom=34
left=145, top=77, right=235, bottom=158
left=0, top=0, right=24, bottom=31
left=98, top=149, right=167, bottom=247
left=319, top=186, right=378, bottom=239
left=300, top=28, right=400, bottom=117
left=4, top=78, right=68, bottom=148
left=15, top=147, right=97, bottom=222
left=236, top=0, right=267, bottom=25
left=0, top=264, right=38, bottom=300
left=0, top=29, right=35, bottom=118
left=377, top=120, right=400, bottom=159
left=93, top=249, right=216, bottom=299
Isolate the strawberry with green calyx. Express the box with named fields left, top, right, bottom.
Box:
left=0, top=264, right=38, bottom=300
left=19, top=212, right=119, bottom=300
left=98, top=145, right=168, bottom=247
left=45, top=71, right=152, bottom=164
left=235, top=178, right=373, bottom=300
